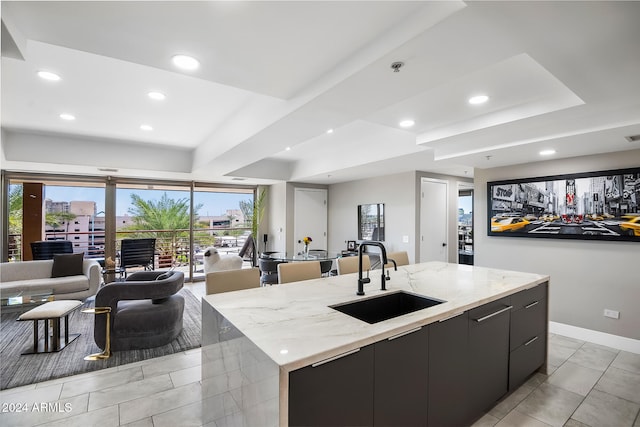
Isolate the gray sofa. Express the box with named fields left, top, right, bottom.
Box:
left=0, top=259, right=102, bottom=301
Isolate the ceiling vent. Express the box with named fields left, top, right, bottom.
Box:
left=624, top=135, right=640, bottom=143
left=231, top=177, right=246, bottom=181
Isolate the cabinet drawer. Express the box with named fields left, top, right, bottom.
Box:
left=509, top=334, right=546, bottom=390
left=468, top=296, right=512, bottom=322
left=511, top=282, right=547, bottom=310
left=510, top=298, right=547, bottom=351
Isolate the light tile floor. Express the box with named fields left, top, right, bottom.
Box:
left=1, top=281, right=639, bottom=427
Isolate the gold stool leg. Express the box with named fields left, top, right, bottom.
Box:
left=82, top=307, right=112, bottom=360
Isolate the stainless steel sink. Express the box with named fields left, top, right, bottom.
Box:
left=330, top=291, right=445, bottom=324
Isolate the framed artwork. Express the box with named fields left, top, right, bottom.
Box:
left=487, top=167, right=640, bottom=242
left=358, top=203, right=385, bottom=241
left=347, top=240, right=357, bottom=251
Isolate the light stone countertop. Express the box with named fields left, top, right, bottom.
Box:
left=202, top=261, right=549, bottom=372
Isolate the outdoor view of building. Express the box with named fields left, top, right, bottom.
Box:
left=7, top=182, right=255, bottom=280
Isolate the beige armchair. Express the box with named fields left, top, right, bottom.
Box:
left=386, top=251, right=410, bottom=267
left=277, top=261, right=322, bottom=284
left=206, top=268, right=260, bottom=294
left=336, top=255, right=370, bottom=275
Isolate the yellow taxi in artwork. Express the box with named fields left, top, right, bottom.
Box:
left=491, top=217, right=530, bottom=232
left=620, top=216, right=640, bottom=236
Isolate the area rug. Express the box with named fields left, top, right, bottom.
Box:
left=0, top=288, right=201, bottom=390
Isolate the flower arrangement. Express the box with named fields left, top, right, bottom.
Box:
left=302, top=236, right=312, bottom=246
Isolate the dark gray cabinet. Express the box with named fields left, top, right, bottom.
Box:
left=288, top=285, right=548, bottom=426
left=289, top=345, right=374, bottom=426
left=467, top=296, right=512, bottom=417
left=374, top=326, right=429, bottom=426
left=509, top=282, right=548, bottom=390
left=428, top=311, right=472, bottom=427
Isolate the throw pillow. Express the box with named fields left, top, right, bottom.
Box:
left=51, top=253, right=84, bottom=278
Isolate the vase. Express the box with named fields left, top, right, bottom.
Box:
left=303, top=244, right=310, bottom=258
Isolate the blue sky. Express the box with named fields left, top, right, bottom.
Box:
left=459, top=195, right=473, bottom=215
left=41, top=185, right=252, bottom=217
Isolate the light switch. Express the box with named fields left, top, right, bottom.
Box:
left=402, top=235, right=409, bottom=243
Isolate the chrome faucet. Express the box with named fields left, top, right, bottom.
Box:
left=357, top=241, right=391, bottom=295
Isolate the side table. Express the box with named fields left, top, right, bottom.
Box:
left=17, top=300, right=82, bottom=354
left=102, top=268, right=124, bottom=284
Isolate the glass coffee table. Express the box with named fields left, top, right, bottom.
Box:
left=1, top=289, right=54, bottom=311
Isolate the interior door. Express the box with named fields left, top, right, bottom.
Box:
left=294, top=188, right=328, bottom=252
left=420, top=178, right=448, bottom=262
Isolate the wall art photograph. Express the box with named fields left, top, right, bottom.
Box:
left=487, top=167, right=640, bottom=241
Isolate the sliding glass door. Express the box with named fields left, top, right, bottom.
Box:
left=2, top=172, right=255, bottom=282
left=191, top=185, right=254, bottom=280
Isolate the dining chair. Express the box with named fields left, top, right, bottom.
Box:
left=206, top=267, right=261, bottom=294
left=385, top=251, right=410, bottom=267
left=336, top=255, right=369, bottom=275
left=319, top=260, right=334, bottom=277
left=277, top=261, right=322, bottom=284
left=259, top=257, right=287, bottom=285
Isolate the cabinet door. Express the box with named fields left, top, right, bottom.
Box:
left=510, top=333, right=546, bottom=390
left=289, top=345, right=374, bottom=426
left=468, top=296, right=512, bottom=418
left=428, top=311, right=472, bottom=427
left=374, top=326, right=428, bottom=426
left=511, top=283, right=548, bottom=350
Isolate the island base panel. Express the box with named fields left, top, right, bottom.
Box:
left=201, top=299, right=279, bottom=426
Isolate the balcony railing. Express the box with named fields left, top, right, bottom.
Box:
left=7, top=226, right=252, bottom=281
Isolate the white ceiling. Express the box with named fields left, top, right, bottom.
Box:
left=2, top=1, right=639, bottom=185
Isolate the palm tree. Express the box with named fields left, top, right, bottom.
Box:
left=124, top=193, right=202, bottom=259
left=45, top=212, right=77, bottom=238
left=8, top=185, right=23, bottom=236
left=8, top=185, right=23, bottom=260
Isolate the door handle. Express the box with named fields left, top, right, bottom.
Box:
left=387, top=327, right=422, bottom=341
left=474, top=305, right=513, bottom=322
left=442, top=243, right=447, bottom=247
left=524, top=336, right=539, bottom=346
left=312, top=348, right=360, bottom=367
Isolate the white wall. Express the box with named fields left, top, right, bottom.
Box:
left=328, top=171, right=472, bottom=263
left=328, top=172, right=418, bottom=262
left=475, top=149, right=640, bottom=340
left=266, top=182, right=328, bottom=255
left=415, top=171, right=473, bottom=262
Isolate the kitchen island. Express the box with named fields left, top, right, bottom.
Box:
left=201, top=261, right=549, bottom=426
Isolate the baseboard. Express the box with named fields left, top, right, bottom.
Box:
left=549, top=321, right=640, bottom=354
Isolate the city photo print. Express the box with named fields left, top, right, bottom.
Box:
left=487, top=167, right=640, bottom=242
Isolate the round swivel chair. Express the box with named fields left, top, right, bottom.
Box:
left=93, top=270, right=184, bottom=351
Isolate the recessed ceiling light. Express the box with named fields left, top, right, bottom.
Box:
left=148, top=91, right=166, bottom=100
left=326, top=129, right=334, bottom=134
left=59, top=113, right=75, bottom=121
left=399, top=119, right=415, bottom=128
left=468, top=95, right=489, bottom=105
left=285, top=146, right=291, bottom=151
left=539, top=149, right=556, bottom=156
left=140, top=124, right=153, bottom=131
left=171, top=54, right=199, bottom=70
left=37, top=71, right=61, bottom=81
left=280, top=349, right=289, bottom=355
